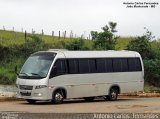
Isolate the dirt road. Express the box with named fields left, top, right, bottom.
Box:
left=0, top=97, right=160, bottom=113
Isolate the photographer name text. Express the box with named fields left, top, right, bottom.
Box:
left=123, top=2, right=159, bottom=8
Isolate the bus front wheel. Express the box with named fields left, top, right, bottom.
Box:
left=52, top=90, right=64, bottom=104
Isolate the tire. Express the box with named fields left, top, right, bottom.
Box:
left=104, top=96, right=110, bottom=101
left=105, top=88, right=118, bottom=101
left=26, top=99, right=36, bottom=104
left=52, top=90, right=64, bottom=104
left=84, top=97, right=95, bottom=102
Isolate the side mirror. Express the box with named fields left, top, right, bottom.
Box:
left=15, top=66, right=19, bottom=75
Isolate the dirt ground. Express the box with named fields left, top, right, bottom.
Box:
left=0, top=96, right=160, bottom=113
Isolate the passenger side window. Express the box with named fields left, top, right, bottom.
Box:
left=78, top=59, right=89, bottom=73
left=96, top=59, right=106, bottom=73
left=121, top=58, right=128, bottom=72
left=113, top=58, right=129, bottom=72
left=89, top=59, right=96, bottom=73
left=128, top=58, right=142, bottom=71
left=67, top=59, right=78, bottom=74
left=128, top=58, right=136, bottom=71
left=113, top=59, right=121, bottom=72
left=105, top=59, right=113, bottom=72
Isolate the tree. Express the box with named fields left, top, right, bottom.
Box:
left=144, top=59, right=160, bottom=87
left=127, top=29, right=160, bottom=87
left=102, top=22, right=117, bottom=33
left=91, top=22, right=118, bottom=50
left=127, top=29, right=154, bottom=59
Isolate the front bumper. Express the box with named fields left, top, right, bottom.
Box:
left=16, top=88, right=51, bottom=101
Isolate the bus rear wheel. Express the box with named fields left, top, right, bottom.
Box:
left=105, top=88, right=118, bottom=101
left=26, top=99, right=36, bottom=104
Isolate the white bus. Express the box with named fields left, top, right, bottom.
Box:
left=16, top=49, right=144, bottom=104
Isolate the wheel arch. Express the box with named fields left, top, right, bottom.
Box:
left=108, top=84, right=120, bottom=94
left=52, top=87, right=67, bottom=99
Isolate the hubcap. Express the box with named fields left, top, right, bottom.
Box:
left=111, top=91, right=117, bottom=99
left=55, top=93, right=63, bottom=101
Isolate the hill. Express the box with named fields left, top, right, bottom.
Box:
left=0, top=30, right=132, bottom=49
left=1, top=30, right=159, bottom=85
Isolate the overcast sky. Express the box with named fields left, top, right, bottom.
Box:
left=0, top=0, right=160, bottom=38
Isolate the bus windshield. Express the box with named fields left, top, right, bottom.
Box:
left=18, top=52, right=56, bottom=79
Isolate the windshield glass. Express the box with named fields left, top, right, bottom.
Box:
left=19, top=52, right=56, bottom=79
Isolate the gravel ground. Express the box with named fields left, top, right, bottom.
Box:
left=0, top=85, right=16, bottom=97
left=0, top=85, right=160, bottom=119
left=0, top=97, right=160, bottom=113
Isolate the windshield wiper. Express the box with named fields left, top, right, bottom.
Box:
left=19, top=72, right=29, bottom=76
left=30, top=73, right=41, bottom=77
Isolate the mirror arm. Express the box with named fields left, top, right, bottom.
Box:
left=15, top=66, right=19, bottom=75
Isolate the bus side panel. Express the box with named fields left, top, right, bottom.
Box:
left=109, top=72, right=144, bottom=93
left=48, top=71, right=144, bottom=99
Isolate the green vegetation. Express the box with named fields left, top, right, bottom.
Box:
left=144, top=83, right=160, bottom=92
left=0, top=30, right=96, bottom=84
left=144, top=59, right=160, bottom=87
left=115, top=37, right=131, bottom=50
left=126, top=30, right=160, bottom=88
left=91, top=22, right=118, bottom=50
left=0, top=26, right=160, bottom=92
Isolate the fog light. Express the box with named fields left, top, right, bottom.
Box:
left=16, top=92, right=19, bottom=95
left=38, top=93, right=42, bottom=96
left=34, top=93, right=42, bottom=97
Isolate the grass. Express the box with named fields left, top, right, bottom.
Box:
left=0, top=30, right=25, bottom=46
left=144, top=83, right=160, bottom=92
left=0, top=30, right=160, bottom=92
left=0, top=30, right=132, bottom=48
left=115, top=37, right=132, bottom=50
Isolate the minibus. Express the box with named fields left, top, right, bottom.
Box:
left=16, top=49, right=144, bottom=104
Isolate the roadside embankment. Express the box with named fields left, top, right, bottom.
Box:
left=120, top=91, right=160, bottom=97
left=0, top=85, right=17, bottom=101
left=0, top=85, right=160, bottom=102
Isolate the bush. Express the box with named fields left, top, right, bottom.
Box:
left=144, top=59, right=160, bottom=87
left=127, top=36, right=153, bottom=59
left=127, top=30, right=160, bottom=87
left=65, top=39, right=89, bottom=50
left=92, top=32, right=116, bottom=50
left=127, top=30, right=156, bottom=59
left=20, top=35, right=48, bottom=57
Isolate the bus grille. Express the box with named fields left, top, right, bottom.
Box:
left=20, top=92, right=31, bottom=96
left=19, top=85, right=33, bottom=90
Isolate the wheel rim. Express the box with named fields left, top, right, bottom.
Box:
left=55, top=93, right=63, bottom=101
left=111, top=90, right=117, bottom=100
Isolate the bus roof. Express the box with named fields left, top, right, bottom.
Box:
left=46, top=49, right=141, bottom=58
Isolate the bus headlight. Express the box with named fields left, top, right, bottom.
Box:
left=35, top=85, right=47, bottom=89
